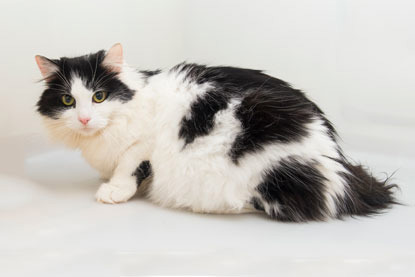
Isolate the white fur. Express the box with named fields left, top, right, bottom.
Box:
left=41, top=62, right=348, bottom=217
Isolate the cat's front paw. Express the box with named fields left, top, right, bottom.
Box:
left=95, top=182, right=137, bottom=204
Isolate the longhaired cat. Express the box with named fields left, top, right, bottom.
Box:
left=35, top=43, right=398, bottom=221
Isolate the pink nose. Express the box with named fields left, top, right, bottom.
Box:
left=79, top=117, right=90, bottom=125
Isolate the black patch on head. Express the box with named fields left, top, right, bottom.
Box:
left=37, top=50, right=135, bottom=118
left=132, top=161, right=152, bottom=187
left=256, top=158, right=328, bottom=222
left=335, top=161, right=399, bottom=218
left=37, top=87, right=74, bottom=119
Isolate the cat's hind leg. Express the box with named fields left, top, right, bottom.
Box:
left=252, top=158, right=330, bottom=222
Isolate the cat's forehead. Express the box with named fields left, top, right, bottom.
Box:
left=52, top=50, right=115, bottom=91
left=56, top=51, right=105, bottom=82
left=60, top=51, right=105, bottom=72
left=70, top=77, right=94, bottom=98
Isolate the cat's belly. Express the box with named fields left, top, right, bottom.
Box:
left=147, top=146, right=262, bottom=213
left=146, top=97, right=260, bottom=213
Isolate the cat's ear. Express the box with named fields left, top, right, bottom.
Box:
left=35, top=55, right=59, bottom=80
left=103, top=43, right=123, bottom=73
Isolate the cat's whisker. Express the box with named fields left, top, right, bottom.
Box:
left=92, top=54, right=99, bottom=85
left=49, top=88, right=69, bottom=94
left=49, top=82, right=69, bottom=89
left=94, top=71, right=116, bottom=89
left=54, top=71, right=72, bottom=89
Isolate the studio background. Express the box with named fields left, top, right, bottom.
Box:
left=1, top=0, right=414, bottom=276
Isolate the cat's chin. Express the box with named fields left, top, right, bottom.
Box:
left=76, top=126, right=102, bottom=137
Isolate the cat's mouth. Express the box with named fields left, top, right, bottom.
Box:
left=77, top=125, right=100, bottom=136
left=72, top=120, right=108, bottom=137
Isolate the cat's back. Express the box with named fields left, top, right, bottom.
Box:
left=151, top=63, right=325, bottom=158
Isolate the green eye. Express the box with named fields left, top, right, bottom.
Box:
left=93, top=91, right=107, bottom=103
left=61, top=95, right=75, bottom=106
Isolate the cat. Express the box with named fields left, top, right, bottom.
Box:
left=35, top=43, right=398, bottom=222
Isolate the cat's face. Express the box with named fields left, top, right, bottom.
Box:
left=35, top=44, right=134, bottom=137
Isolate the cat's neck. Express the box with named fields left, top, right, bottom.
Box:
left=118, top=64, right=147, bottom=92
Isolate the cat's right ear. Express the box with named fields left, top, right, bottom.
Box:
left=35, top=55, right=58, bottom=80
left=103, top=43, right=123, bottom=73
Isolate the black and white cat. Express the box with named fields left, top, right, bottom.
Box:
left=35, top=43, right=397, bottom=221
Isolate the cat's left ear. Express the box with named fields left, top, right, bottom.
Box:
left=103, top=43, right=123, bottom=73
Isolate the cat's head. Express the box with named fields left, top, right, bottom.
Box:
left=35, top=43, right=135, bottom=139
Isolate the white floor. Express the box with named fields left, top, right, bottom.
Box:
left=1, top=147, right=414, bottom=276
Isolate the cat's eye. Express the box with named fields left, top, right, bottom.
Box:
left=93, top=91, right=107, bottom=103
left=61, top=95, right=75, bottom=106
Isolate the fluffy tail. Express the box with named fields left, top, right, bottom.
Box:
left=337, top=161, right=399, bottom=218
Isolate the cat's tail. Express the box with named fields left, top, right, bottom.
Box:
left=337, top=160, right=400, bottom=218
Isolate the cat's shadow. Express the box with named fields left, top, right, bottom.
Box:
left=129, top=189, right=278, bottom=223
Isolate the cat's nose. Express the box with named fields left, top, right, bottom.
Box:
left=79, top=117, right=91, bottom=125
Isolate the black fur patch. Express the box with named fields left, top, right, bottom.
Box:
left=230, top=88, right=316, bottom=162
left=336, top=161, right=398, bottom=218
left=256, top=158, right=328, bottom=222
left=140, top=69, right=161, bottom=77
left=175, top=64, right=243, bottom=145
left=132, top=161, right=152, bottom=187
left=250, top=197, right=265, bottom=212
left=140, top=69, right=161, bottom=84
left=313, top=105, right=338, bottom=141
left=179, top=89, right=230, bottom=145
left=172, top=63, right=287, bottom=88
left=37, top=50, right=135, bottom=118
left=174, top=63, right=319, bottom=160
left=37, top=87, right=75, bottom=119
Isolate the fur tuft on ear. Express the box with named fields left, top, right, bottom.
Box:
left=103, top=43, right=124, bottom=73
left=35, top=55, right=59, bottom=80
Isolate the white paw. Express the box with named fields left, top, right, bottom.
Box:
left=95, top=182, right=137, bottom=204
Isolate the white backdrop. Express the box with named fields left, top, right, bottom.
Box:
left=1, top=2, right=415, bottom=275
left=0, top=0, right=414, bottom=157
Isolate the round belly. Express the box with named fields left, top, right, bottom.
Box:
left=147, top=152, right=255, bottom=214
